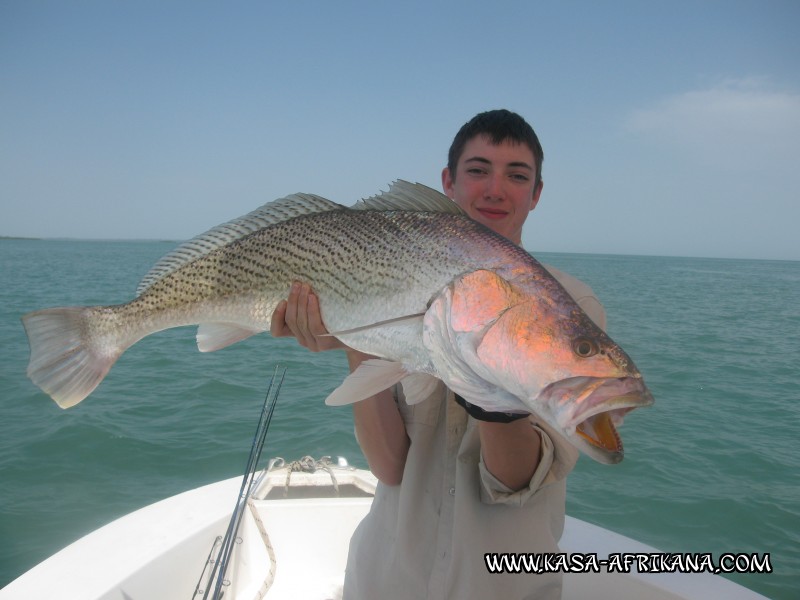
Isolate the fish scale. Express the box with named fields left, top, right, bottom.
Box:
left=152, top=209, right=508, bottom=328
left=21, top=181, right=653, bottom=463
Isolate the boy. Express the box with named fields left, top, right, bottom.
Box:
left=272, top=110, right=605, bottom=599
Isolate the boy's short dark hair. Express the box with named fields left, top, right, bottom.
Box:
left=447, top=109, right=544, bottom=189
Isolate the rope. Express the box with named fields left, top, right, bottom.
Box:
left=268, top=455, right=340, bottom=496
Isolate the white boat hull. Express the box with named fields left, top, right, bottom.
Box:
left=0, top=463, right=767, bottom=600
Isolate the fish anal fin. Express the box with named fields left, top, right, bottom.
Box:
left=196, top=323, right=262, bottom=352
left=325, top=359, right=407, bottom=406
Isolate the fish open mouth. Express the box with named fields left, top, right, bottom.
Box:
left=577, top=411, right=620, bottom=452
left=576, top=405, right=636, bottom=454
left=540, top=377, right=654, bottom=464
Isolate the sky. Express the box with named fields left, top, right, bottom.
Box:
left=2, top=1, right=799, bottom=261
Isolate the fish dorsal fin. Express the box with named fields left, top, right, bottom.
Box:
left=351, top=180, right=466, bottom=215
left=136, top=193, right=344, bottom=296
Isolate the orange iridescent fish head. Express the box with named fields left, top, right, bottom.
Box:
left=423, top=269, right=653, bottom=464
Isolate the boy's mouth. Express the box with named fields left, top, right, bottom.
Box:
left=476, top=207, right=508, bottom=220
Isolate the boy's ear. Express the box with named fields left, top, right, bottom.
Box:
left=530, top=180, right=543, bottom=212
left=441, top=167, right=455, bottom=199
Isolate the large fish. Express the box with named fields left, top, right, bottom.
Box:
left=22, top=181, right=653, bottom=464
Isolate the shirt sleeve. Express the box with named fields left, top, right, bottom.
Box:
left=477, top=422, right=564, bottom=506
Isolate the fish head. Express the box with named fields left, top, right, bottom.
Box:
left=534, top=375, right=653, bottom=464
left=475, top=281, right=654, bottom=463
left=425, top=270, right=653, bottom=464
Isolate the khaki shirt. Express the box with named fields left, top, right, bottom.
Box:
left=343, top=267, right=606, bottom=600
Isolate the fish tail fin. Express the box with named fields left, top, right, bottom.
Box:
left=22, top=307, right=124, bottom=409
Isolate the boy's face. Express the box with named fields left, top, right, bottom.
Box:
left=442, top=135, right=542, bottom=245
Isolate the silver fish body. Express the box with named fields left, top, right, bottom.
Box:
left=22, top=181, right=653, bottom=463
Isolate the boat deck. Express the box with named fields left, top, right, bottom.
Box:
left=0, top=465, right=767, bottom=600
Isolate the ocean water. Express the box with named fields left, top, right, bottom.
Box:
left=0, top=238, right=797, bottom=598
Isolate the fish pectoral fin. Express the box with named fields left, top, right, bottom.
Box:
left=325, top=359, right=407, bottom=406
left=196, top=323, right=262, bottom=352
left=326, top=313, right=425, bottom=337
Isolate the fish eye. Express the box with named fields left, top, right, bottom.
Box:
left=573, top=338, right=598, bottom=358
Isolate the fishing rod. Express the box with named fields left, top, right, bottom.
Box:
left=194, top=364, right=286, bottom=600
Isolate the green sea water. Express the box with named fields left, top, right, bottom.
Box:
left=0, top=238, right=797, bottom=598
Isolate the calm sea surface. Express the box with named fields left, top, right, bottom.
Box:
left=1, top=239, right=797, bottom=598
